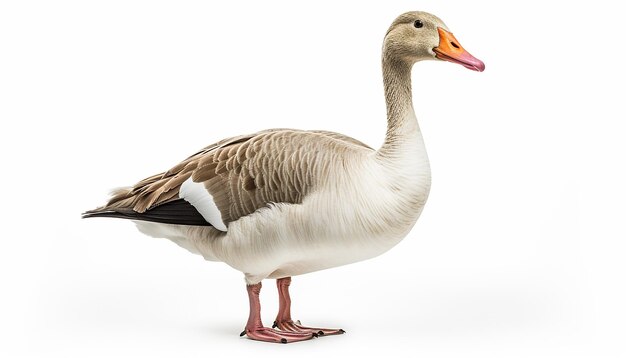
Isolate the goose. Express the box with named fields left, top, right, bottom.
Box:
left=83, top=10, right=484, bottom=344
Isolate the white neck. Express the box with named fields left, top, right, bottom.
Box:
left=369, top=57, right=431, bottom=236
left=377, top=58, right=425, bottom=161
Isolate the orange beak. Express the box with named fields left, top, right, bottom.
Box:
left=433, top=27, right=485, bottom=72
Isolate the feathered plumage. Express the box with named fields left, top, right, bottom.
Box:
left=83, top=11, right=483, bottom=343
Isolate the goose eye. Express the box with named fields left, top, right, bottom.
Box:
left=414, top=20, right=423, bottom=28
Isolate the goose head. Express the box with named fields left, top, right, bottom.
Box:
left=383, top=11, right=485, bottom=72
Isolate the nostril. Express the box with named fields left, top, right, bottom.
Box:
left=451, top=41, right=460, bottom=49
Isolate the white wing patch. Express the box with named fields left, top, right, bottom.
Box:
left=179, top=178, right=228, bottom=231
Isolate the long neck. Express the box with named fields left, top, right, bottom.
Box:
left=377, top=57, right=421, bottom=158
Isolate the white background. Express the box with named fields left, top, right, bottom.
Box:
left=1, top=0, right=624, bottom=357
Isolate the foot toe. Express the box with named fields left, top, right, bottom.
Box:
left=244, top=327, right=314, bottom=344
left=273, top=320, right=345, bottom=337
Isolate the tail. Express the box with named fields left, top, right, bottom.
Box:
left=82, top=199, right=212, bottom=227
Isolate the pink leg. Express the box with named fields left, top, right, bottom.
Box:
left=273, top=277, right=345, bottom=337
left=240, top=282, right=315, bottom=343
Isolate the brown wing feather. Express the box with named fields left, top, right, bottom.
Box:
left=188, top=130, right=321, bottom=223
left=93, top=128, right=372, bottom=225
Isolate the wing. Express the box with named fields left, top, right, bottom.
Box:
left=308, top=130, right=373, bottom=150
left=84, top=128, right=372, bottom=230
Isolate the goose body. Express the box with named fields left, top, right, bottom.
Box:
left=131, top=126, right=430, bottom=282
left=83, top=11, right=484, bottom=343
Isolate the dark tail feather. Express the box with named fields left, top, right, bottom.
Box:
left=82, top=199, right=212, bottom=227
